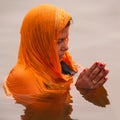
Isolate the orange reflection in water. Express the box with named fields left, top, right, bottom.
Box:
left=13, top=87, right=110, bottom=120
left=14, top=92, right=73, bottom=120
left=79, top=86, right=110, bottom=107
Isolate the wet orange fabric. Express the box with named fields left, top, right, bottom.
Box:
left=3, top=4, right=77, bottom=99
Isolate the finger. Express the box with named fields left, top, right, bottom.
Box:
left=88, top=63, right=106, bottom=80
left=78, top=68, right=88, bottom=78
left=87, top=62, right=99, bottom=76
left=94, top=68, right=109, bottom=83
left=94, top=77, right=108, bottom=89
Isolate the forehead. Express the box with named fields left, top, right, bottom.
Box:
left=62, top=26, right=69, bottom=33
left=60, top=26, right=69, bottom=37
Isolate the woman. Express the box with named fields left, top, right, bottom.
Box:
left=3, top=4, right=109, bottom=100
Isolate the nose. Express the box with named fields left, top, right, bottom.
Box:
left=61, top=40, right=69, bottom=51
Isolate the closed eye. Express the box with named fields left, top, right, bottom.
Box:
left=57, top=36, right=68, bottom=44
left=57, top=39, right=64, bottom=44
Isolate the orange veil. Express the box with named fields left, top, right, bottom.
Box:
left=3, top=4, right=77, bottom=100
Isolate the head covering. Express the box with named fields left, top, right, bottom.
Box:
left=3, top=4, right=77, bottom=99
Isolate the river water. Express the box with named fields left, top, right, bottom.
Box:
left=0, top=0, right=120, bottom=120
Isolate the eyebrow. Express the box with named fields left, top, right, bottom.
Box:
left=59, top=33, right=69, bottom=40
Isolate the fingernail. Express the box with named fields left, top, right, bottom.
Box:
left=100, top=63, right=106, bottom=67
left=104, top=77, right=108, bottom=80
left=83, top=69, right=86, bottom=71
left=96, top=61, right=99, bottom=65
left=103, top=69, right=109, bottom=73
left=98, top=64, right=103, bottom=69
left=83, top=68, right=87, bottom=72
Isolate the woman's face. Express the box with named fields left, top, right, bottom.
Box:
left=57, top=26, right=69, bottom=61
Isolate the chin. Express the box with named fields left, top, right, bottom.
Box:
left=59, top=57, right=63, bottom=62
left=59, top=55, right=64, bottom=61
left=59, top=58, right=62, bottom=62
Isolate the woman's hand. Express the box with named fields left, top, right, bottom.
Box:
left=75, top=62, right=109, bottom=91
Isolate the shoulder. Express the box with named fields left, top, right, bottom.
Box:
left=5, top=64, right=39, bottom=94
left=6, top=64, right=35, bottom=86
left=8, top=65, right=32, bottom=80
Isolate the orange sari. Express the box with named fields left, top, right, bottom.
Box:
left=3, top=4, right=77, bottom=100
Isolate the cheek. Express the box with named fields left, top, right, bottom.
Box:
left=57, top=44, right=61, bottom=55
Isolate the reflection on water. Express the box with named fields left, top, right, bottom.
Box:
left=79, top=86, right=110, bottom=107
left=7, top=86, right=110, bottom=120
left=14, top=92, right=73, bottom=120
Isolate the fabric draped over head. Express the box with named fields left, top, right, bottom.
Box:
left=4, top=4, right=77, bottom=99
